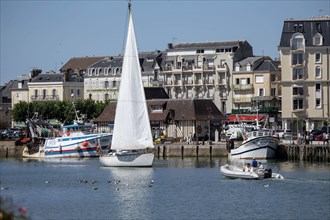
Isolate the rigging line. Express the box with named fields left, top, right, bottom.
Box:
left=121, top=1, right=131, bottom=56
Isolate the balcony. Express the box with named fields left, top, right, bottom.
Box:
left=31, top=95, right=59, bottom=101
left=233, top=84, right=254, bottom=90
left=233, top=97, right=252, bottom=103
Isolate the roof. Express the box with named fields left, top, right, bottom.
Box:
left=30, top=73, right=63, bottom=83
left=144, top=87, right=169, bottom=100
left=235, top=56, right=279, bottom=72
left=60, top=56, right=107, bottom=72
left=279, top=16, right=330, bottom=47
left=170, top=40, right=247, bottom=50
left=94, top=99, right=226, bottom=123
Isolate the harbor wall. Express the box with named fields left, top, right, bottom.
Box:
left=0, top=140, right=329, bottom=162
left=0, top=140, right=24, bottom=158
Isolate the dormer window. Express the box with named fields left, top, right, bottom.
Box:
left=151, top=105, right=163, bottom=112
left=313, top=33, right=322, bottom=46
left=291, top=34, right=304, bottom=50
left=246, top=63, right=251, bottom=71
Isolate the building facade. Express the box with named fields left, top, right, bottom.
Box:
left=279, top=16, right=330, bottom=132
left=84, top=51, right=163, bottom=101
left=232, top=56, right=281, bottom=128
left=162, top=41, right=253, bottom=114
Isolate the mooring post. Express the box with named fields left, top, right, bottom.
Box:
left=196, top=145, right=199, bottom=158
left=162, top=145, right=166, bottom=158
left=209, top=145, right=212, bottom=158
left=6, top=147, right=8, bottom=158
left=181, top=145, right=184, bottom=159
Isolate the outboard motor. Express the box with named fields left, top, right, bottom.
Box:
left=264, top=168, right=272, bottom=179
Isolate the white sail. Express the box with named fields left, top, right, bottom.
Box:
left=111, top=9, right=154, bottom=151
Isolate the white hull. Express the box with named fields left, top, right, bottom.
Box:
left=23, top=134, right=112, bottom=158
left=99, top=152, right=154, bottom=167
left=229, top=136, right=279, bottom=160
left=220, top=164, right=284, bottom=180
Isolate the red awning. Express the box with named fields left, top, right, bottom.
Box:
left=227, top=115, right=264, bottom=122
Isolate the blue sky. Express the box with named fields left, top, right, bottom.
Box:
left=1, top=0, right=329, bottom=84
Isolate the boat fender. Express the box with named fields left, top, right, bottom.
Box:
left=66, top=131, right=70, bottom=136
left=82, top=141, right=88, bottom=147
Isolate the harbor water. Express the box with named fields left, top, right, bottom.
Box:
left=0, top=157, right=329, bottom=220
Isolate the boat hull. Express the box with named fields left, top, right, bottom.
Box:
left=220, top=164, right=259, bottom=179
left=23, top=134, right=112, bottom=158
left=229, top=136, right=278, bottom=159
left=99, top=152, right=154, bottom=167
left=220, top=164, right=284, bottom=180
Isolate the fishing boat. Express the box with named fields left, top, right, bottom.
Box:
left=99, top=3, right=154, bottom=167
left=220, top=164, right=284, bottom=180
left=229, top=130, right=279, bottom=160
left=22, top=112, right=112, bottom=158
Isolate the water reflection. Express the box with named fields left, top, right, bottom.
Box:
left=100, top=167, right=154, bottom=220
left=154, top=157, right=223, bottom=168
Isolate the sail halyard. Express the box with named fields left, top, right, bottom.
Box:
left=111, top=8, right=154, bottom=151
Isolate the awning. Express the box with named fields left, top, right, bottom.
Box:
left=227, top=114, right=265, bottom=123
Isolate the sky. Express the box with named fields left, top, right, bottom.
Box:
left=1, top=0, right=329, bottom=84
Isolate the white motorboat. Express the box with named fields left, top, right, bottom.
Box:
left=99, top=3, right=154, bottom=167
left=229, top=130, right=279, bottom=159
left=220, top=164, right=284, bottom=180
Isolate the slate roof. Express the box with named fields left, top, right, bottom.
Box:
left=89, top=56, right=123, bottom=69
left=279, top=16, right=330, bottom=47
left=235, top=56, right=279, bottom=72
left=30, top=73, right=63, bottom=83
left=170, top=41, right=247, bottom=50
left=94, top=99, right=226, bottom=123
left=144, top=87, right=169, bottom=100
left=60, top=56, right=107, bottom=72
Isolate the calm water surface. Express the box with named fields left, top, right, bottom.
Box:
left=0, top=157, right=329, bottom=220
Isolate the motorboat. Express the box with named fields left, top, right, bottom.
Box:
left=220, top=164, right=284, bottom=180
left=229, top=130, right=279, bottom=159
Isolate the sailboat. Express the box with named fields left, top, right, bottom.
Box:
left=99, top=3, right=154, bottom=167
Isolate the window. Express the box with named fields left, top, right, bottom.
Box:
left=220, top=59, right=226, bottom=68
left=293, top=99, right=304, bottom=110
left=77, top=89, right=80, bottom=97
left=271, top=88, right=276, bottom=96
left=197, top=49, right=204, bottom=53
left=112, top=80, right=116, bottom=88
left=293, top=87, right=304, bottom=96
left=247, top=78, right=251, bottom=84
left=271, top=74, right=276, bottom=82
left=258, top=88, right=265, bottom=96
left=315, top=83, right=321, bottom=93
left=255, top=75, right=264, bottom=83
left=293, top=23, right=304, bottom=32
left=43, top=89, right=47, bottom=99
left=291, top=34, right=304, bottom=50
left=34, top=89, right=38, bottom=98
left=52, top=89, right=56, bottom=98
left=105, top=81, right=109, bottom=89
left=236, top=78, right=240, bottom=85
left=313, top=33, right=322, bottom=46
left=105, top=93, right=109, bottom=100
left=292, top=53, right=303, bottom=65
left=316, top=98, right=321, bottom=108
left=89, top=94, right=92, bottom=99
left=151, top=105, right=163, bottom=112
left=315, top=52, right=321, bottom=63
left=315, top=66, right=321, bottom=78
left=293, top=68, right=304, bottom=80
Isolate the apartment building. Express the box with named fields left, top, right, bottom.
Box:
left=279, top=16, right=330, bottom=132
left=84, top=51, right=163, bottom=101
left=163, top=41, right=253, bottom=114
left=232, top=56, right=281, bottom=127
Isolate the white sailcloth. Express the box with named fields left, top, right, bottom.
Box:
left=111, top=11, right=154, bottom=151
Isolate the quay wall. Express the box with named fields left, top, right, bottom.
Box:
left=0, top=140, right=24, bottom=158
left=1, top=140, right=329, bottom=162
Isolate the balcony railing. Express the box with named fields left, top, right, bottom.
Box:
left=233, top=97, right=252, bottom=103
left=31, top=95, right=59, bottom=101
left=233, top=84, right=254, bottom=90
